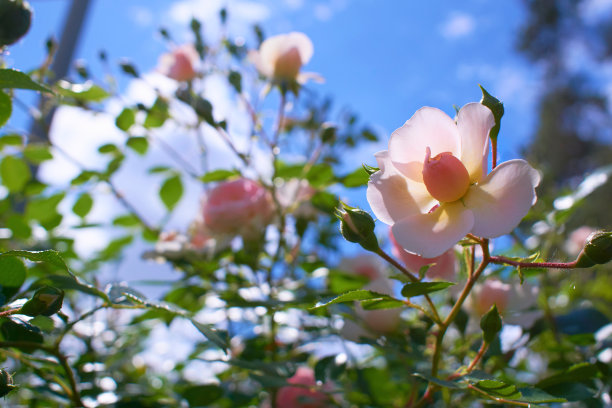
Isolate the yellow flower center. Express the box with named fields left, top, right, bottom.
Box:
left=422, top=147, right=470, bottom=202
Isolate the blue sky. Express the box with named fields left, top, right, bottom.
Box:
left=3, top=0, right=546, bottom=289
left=8, top=0, right=540, bottom=159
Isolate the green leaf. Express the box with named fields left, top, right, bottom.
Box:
left=112, top=214, right=140, bottom=227
left=361, top=297, right=405, bottom=310
left=0, top=257, right=26, bottom=305
left=1, top=155, right=31, bottom=192
left=0, top=90, right=11, bottom=127
left=200, top=169, right=239, bottom=183
left=516, top=387, right=568, bottom=404
left=126, top=136, right=148, bottom=155
left=25, top=193, right=64, bottom=224
left=401, top=281, right=455, bottom=298
left=480, top=304, right=502, bottom=344
left=328, top=270, right=369, bottom=294
left=182, top=384, right=223, bottom=407
left=34, top=274, right=109, bottom=301
left=0, top=69, right=52, bottom=93
left=0, top=134, right=23, bottom=148
left=23, top=145, right=53, bottom=164
left=119, top=60, right=139, bottom=77
left=472, top=379, right=521, bottom=400
left=412, top=372, right=462, bottom=389
left=362, top=163, right=379, bottom=176
left=340, top=167, right=369, bottom=188
left=159, top=174, right=183, bottom=210
left=191, top=319, right=229, bottom=352
left=0, top=318, right=43, bottom=350
left=306, top=163, right=334, bottom=187
left=72, top=193, right=94, bottom=218
left=228, top=70, right=242, bottom=93
left=56, top=80, right=109, bottom=102
left=536, top=362, right=600, bottom=389
left=0, top=250, right=70, bottom=273
left=310, top=289, right=393, bottom=310
left=98, top=143, right=119, bottom=154
left=144, top=97, right=170, bottom=128
left=115, top=108, right=136, bottom=131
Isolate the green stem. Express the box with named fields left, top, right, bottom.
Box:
left=489, top=256, right=577, bottom=269
left=375, top=248, right=442, bottom=325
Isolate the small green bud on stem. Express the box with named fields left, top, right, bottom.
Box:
left=480, top=304, right=502, bottom=345
left=575, top=231, right=612, bottom=267
left=335, top=202, right=379, bottom=252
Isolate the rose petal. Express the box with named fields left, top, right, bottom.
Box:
left=391, top=202, right=474, bottom=258
left=464, top=159, right=540, bottom=238
left=259, top=32, right=313, bottom=71
left=458, top=103, right=495, bottom=182
left=389, top=107, right=460, bottom=181
left=367, top=151, right=435, bottom=224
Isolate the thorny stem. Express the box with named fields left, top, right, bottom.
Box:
left=489, top=256, right=577, bottom=269
left=447, top=341, right=489, bottom=381
left=0, top=308, right=21, bottom=318
left=375, top=248, right=442, bottom=325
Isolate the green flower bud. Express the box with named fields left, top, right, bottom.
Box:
left=479, top=85, right=504, bottom=141
left=20, top=286, right=64, bottom=317
left=575, top=231, right=612, bottom=267
left=0, top=369, right=16, bottom=397
left=480, top=304, right=502, bottom=344
left=335, top=202, right=379, bottom=252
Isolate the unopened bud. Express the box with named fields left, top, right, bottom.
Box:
left=336, top=202, right=379, bottom=252
left=422, top=147, right=470, bottom=202
left=479, top=84, right=504, bottom=141
left=0, top=370, right=16, bottom=397
left=480, top=304, right=502, bottom=344
left=575, top=231, right=612, bottom=267
left=21, top=286, right=64, bottom=317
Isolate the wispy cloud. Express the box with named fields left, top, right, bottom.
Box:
left=440, top=12, right=475, bottom=39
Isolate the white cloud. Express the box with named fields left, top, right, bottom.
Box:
left=580, top=0, right=612, bottom=23
left=440, top=12, right=475, bottom=39
left=130, top=6, right=154, bottom=27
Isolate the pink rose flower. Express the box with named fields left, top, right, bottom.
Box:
left=389, top=228, right=456, bottom=281
left=367, top=103, right=540, bottom=257
left=158, top=45, right=199, bottom=82
left=276, top=367, right=328, bottom=408
left=338, top=254, right=385, bottom=281
left=470, top=279, right=540, bottom=327
left=250, top=32, right=321, bottom=84
left=203, top=178, right=274, bottom=238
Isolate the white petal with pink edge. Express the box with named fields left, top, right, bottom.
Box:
left=367, top=151, right=435, bottom=224
left=458, top=103, right=495, bottom=182
left=464, top=159, right=540, bottom=238
left=391, top=201, right=474, bottom=258
left=388, top=107, right=460, bottom=180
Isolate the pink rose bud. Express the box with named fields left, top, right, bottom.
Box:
left=472, top=279, right=511, bottom=316
left=203, top=178, right=274, bottom=238
left=389, top=229, right=456, bottom=280
left=276, top=367, right=328, bottom=408
left=251, top=32, right=315, bottom=83
left=158, top=45, right=199, bottom=82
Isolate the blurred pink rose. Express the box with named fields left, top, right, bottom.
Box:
left=158, top=45, right=199, bottom=81
left=339, top=254, right=384, bottom=281
left=470, top=279, right=540, bottom=327
left=389, top=228, right=456, bottom=281
left=250, top=32, right=321, bottom=84
left=367, top=103, right=540, bottom=258
left=203, top=178, right=274, bottom=238
left=565, top=226, right=596, bottom=256
left=276, top=367, right=328, bottom=408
